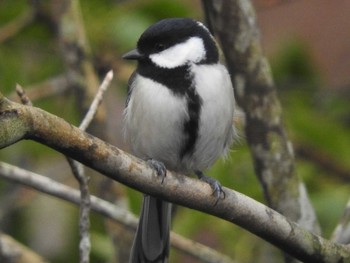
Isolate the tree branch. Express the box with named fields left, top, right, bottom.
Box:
left=0, top=162, right=236, bottom=263
left=0, top=232, right=48, bottom=263
left=0, top=94, right=349, bottom=263
left=295, top=142, right=350, bottom=182
left=9, top=75, right=70, bottom=103
left=15, top=84, right=33, bottom=106
left=331, top=198, right=350, bottom=244
left=202, top=0, right=320, bottom=244
left=56, top=0, right=120, bottom=256
left=0, top=8, right=35, bottom=44
left=67, top=69, right=112, bottom=263
left=57, top=0, right=106, bottom=128
left=78, top=70, right=113, bottom=131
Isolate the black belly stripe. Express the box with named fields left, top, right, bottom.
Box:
left=180, top=85, right=202, bottom=158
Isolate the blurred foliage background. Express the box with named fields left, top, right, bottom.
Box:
left=0, top=0, right=350, bottom=263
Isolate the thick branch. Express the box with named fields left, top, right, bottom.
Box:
left=202, top=0, right=320, bottom=236
left=0, top=95, right=349, bottom=262
left=0, top=162, right=235, bottom=263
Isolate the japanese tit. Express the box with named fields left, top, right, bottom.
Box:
left=123, top=18, right=235, bottom=263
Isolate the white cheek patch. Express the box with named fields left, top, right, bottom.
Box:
left=150, top=37, right=206, bottom=69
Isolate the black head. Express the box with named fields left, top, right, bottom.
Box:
left=123, top=18, right=219, bottom=67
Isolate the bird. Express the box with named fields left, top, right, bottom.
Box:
left=122, top=17, right=236, bottom=263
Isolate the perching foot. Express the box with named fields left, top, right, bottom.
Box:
left=195, top=171, right=225, bottom=203
left=147, top=159, right=167, bottom=183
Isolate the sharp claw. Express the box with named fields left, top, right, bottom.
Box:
left=213, top=183, right=225, bottom=200
left=147, top=159, right=167, bottom=183
left=195, top=171, right=225, bottom=204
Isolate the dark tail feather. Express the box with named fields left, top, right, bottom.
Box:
left=129, top=195, right=172, bottom=263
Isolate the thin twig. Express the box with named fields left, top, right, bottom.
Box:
left=66, top=70, right=113, bottom=263
left=67, top=157, right=91, bottom=263
left=331, top=198, right=350, bottom=244
left=79, top=70, right=113, bottom=131
left=15, top=84, right=33, bottom=106
left=9, top=75, right=70, bottom=102
left=0, top=9, right=35, bottom=43
left=0, top=162, right=236, bottom=263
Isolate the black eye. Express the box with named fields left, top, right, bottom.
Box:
left=155, top=43, right=165, bottom=52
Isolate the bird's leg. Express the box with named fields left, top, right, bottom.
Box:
left=147, top=159, right=167, bottom=183
left=195, top=170, right=225, bottom=202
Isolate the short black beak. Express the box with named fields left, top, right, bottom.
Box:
left=122, top=49, right=143, bottom=60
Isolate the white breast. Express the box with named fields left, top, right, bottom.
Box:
left=124, top=64, right=235, bottom=174
left=123, top=75, right=188, bottom=170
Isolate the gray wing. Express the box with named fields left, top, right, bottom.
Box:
left=125, top=71, right=137, bottom=108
